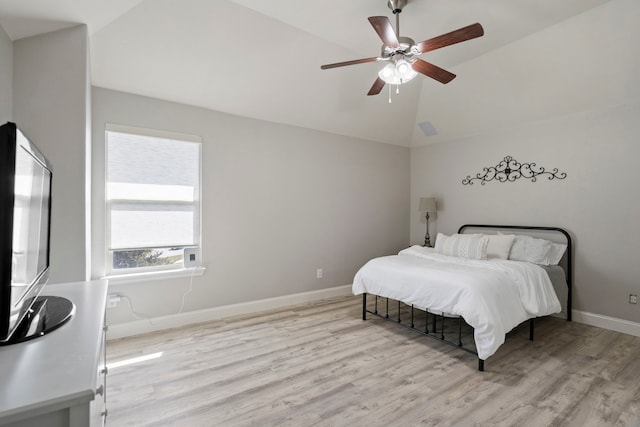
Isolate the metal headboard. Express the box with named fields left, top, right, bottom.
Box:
left=458, top=224, right=573, bottom=321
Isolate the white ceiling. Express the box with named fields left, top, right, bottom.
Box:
left=0, top=0, right=611, bottom=146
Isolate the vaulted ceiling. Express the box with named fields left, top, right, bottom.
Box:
left=0, top=0, right=611, bottom=146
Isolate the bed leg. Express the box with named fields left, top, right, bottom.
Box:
left=425, top=310, right=429, bottom=334
left=529, top=318, right=534, bottom=341
left=478, top=359, right=485, bottom=372
left=411, top=305, right=414, bottom=328
left=362, top=294, right=367, bottom=320
left=440, top=313, right=445, bottom=340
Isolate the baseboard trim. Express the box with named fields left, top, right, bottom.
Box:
left=572, top=309, right=640, bottom=337
left=107, top=284, right=353, bottom=340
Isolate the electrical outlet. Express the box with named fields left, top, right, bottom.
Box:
left=107, top=294, right=121, bottom=308
left=630, top=294, right=638, bottom=304
left=316, top=268, right=323, bottom=279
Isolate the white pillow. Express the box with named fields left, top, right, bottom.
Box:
left=545, top=242, right=567, bottom=265
left=434, top=233, right=481, bottom=253
left=508, top=235, right=552, bottom=264
left=485, top=234, right=516, bottom=259
left=433, top=233, right=448, bottom=253
left=434, top=233, right=488, bottom=260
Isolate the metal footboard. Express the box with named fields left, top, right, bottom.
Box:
left=362, top=293, right=536, bottom=372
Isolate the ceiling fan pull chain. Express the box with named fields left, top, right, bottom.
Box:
left=396, top=84, right=400, bottom=94
left=388, top=85, right=392, bottom=103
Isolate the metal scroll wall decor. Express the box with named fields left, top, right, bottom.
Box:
left=462, top=155, right=567, bottom=185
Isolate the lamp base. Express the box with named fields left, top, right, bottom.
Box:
left=423, top=212, right=432, bottom=247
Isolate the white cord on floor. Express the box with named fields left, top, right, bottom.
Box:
left=120, top=294, right=152, bottom=321
left=116, top=267, right=199, bottom=321
left=178, top=267, right=196, bottom=313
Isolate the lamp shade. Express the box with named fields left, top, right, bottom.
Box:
left=419, top=197, right=436, bottom=212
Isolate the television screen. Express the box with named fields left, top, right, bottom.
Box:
left=0, top=122, right=52, bottom=343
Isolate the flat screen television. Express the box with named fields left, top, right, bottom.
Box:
left=0, top=122, right=73, bottom=345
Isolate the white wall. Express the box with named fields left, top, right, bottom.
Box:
left=13, top=25, right=91, bottom=284
left=411, top=0, right=640, bottom=323
left=92, top=87, right=410, bottom=325
left=0, top=24, right=11, bottom=122
left=410, top=0, right=640, bottom=146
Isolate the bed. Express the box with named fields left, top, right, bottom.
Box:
left=352, top=224, right=572, bottom=371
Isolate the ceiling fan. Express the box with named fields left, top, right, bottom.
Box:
left=320, top=0, right=484, bottom=96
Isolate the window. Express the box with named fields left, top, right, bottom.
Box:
left=105, top=124, right=201, bottom=275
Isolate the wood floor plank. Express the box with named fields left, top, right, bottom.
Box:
left=616, top=385, right=640, bottom=426
left=106, top=295, right=640, bottom=426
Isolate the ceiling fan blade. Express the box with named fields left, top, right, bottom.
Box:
left=412, top=59, right=456, bottom=84
left=367, top=77, right=385, bottom=96
left=320, top=57, right=379, bottom=70
left=368, top=16, right=400, bottom=48
left=416, top=23, right=484, bottom=54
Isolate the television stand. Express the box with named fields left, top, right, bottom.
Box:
left=0, top=280, right=108, bottom=427
left=0, top=296, right=75, bottom=346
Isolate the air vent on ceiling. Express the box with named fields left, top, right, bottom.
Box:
left=418, top=121, right=438, bottom=137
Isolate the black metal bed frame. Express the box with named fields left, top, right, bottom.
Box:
left=360, top=224, right=573, bottom=372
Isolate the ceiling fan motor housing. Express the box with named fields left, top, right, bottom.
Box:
left=381, top=36, right=418, bottom=59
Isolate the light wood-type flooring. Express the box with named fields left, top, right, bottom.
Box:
left=106, top=296, right=640, bottom=426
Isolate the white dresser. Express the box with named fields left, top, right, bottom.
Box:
left=0, top=280, right=108, bottom=427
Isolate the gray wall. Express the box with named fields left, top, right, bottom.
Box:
left=13, top=25, right=91, bottom=284
left=410, top=0, right=640, bottom=323
left=92, top=87, right=410, bottom=324
left=0, top=25, right=11, bottom=122
left=411, top=103, right=640, bottom=323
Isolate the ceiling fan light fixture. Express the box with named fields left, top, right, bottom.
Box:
left=396, top=59, right=415, bottom=79
left=378, top=58, right=417, bottom=85
left=379, top=63, right=396, bottom=82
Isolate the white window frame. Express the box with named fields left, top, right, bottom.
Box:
left=104, top=124, right=202, bottom=277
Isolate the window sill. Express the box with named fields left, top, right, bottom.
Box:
left=102, top=266, right=206, bottom=285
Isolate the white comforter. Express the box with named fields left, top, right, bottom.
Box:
left=352, top=245, right=561, bottom=360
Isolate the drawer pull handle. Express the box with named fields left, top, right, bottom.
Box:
left=96, top=385, right=104, bottom=396
left=101, top=366, right=108, bottom=375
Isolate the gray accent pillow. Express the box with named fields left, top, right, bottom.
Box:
left=508, top=235, right=551, bottom=264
